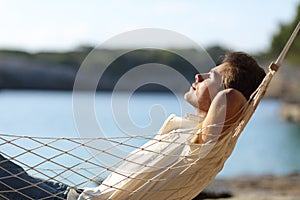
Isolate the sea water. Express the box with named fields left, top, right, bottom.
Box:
left=0, top=90, right=299, bottom=178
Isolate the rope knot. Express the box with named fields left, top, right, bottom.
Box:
left=269, top=62, right=280, bottom=72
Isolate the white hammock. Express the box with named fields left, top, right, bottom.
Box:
left=0, top=64, right=276, bottom=200
left=0, top=21, right=299, bottom=200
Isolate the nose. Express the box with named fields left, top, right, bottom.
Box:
left=195, top=74, right=203, bottom=83
left=195, top=73, right=210, bottom=83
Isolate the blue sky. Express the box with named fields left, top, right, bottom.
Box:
left=0, top=0, right=299, bottom=53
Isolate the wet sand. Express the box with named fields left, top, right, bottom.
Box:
left=199, top=173, right=300, bottom=200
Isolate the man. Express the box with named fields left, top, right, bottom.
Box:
left=72, top=52, right=266, bottom=199
left=0, top=52, right=265, bottom=199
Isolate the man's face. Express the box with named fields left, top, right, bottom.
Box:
left=184, top=63, right=226, bottom=112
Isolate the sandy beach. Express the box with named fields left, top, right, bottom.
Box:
left=197, top=173, right=300, bottom=200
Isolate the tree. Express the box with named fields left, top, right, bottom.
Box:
left=269, top=4, right=300, bottom=66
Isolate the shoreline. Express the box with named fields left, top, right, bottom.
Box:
left=200, top=173, right=300, bottom=200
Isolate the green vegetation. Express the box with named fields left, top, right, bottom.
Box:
left=33, top=51, right=86, bottom=67
left=0, top=48, right=88, bottom=69
left=268, top=4, right=300, bottom=66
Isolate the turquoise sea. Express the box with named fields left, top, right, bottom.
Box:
left=0, top=90, right=299, bottom=178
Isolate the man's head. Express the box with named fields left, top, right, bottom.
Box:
left=220, top=52, right=266, bottom=100
left=184, top=52, right=266, bottom=112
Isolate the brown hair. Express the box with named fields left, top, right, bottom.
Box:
left=221, top=52, right=266, bottom=100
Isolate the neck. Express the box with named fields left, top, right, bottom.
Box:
left=196, top=109, right=207, bottom=118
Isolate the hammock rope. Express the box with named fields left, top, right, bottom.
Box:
left=0, top=21, right=299, bottom=199
left=0, top=65, right=275, bottom=200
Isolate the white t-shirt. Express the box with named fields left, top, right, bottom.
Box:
left=70, top=114, right=236, bottom=200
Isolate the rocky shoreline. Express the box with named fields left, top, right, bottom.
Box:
left=280, top=102, right=300, bottom=124
left=197, top=173, right=300, bottom=200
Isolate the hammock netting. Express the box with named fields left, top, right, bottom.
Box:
left=0, top=64, right=279, bottom=199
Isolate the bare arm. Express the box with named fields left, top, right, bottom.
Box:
left=192, top=89, right=247, bottom=144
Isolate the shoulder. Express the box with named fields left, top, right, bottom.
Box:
left=193, top=89, right=247, bottom=144
left=212, top=89, right=247, bottom=107
left=223, top=88, right=246, bottom=101
left=209, top=88, right=247, bottom=129
left=195, top=89, right=246, bottom=144
left=222, top=88, right=247, bottom=110
left=208, top=89, right=247, bottom=122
